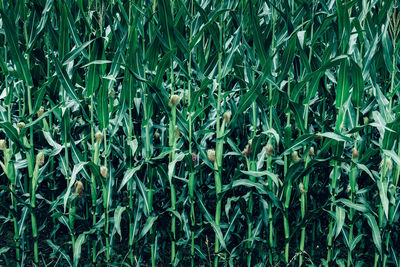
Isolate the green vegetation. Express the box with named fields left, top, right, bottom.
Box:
left=0, top=0, right=399, bottom=266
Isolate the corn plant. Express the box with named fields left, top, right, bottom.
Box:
left=1, top=0, right=400, bottom=266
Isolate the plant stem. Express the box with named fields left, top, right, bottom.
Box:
left=383, top=141, right=400, bottom=266
left=4, top=40, right=20, bottom=264
left=103, top=129, right=110, bottom=263
left=327, top=161, right=339, bottom=263
left=327, top=106, right=345, bottom=263
left=299, top=13, right=314, bottom=265
left=246, top=152, right=256, bottom=267
left=299, top=154, right=310, bottom=266
left=128, top=104, right=135, bottom=265
left=90, top=96, right=98, bottom=265
left=381, top=41, right=397, bottom=264
left=374, top=156, right=388, bottom=267
left=347, top=108, right=360, bottom=267
left=283, top=80, right=292, bottom=264
left=126, top=2, right=136, bottom=264
left=26, top=81, right=38, bottom=265
left=214, top=3, right=224, bottom=264
left=31, top=156, right=41, bottom=266
left=187, top=0, right=196, bottom=265
left=4, top=146, right=20, bottom=265
left=139, top=3, right=155, bottom=262
left=168, top=21, right=177, bottom=261
left=267, top=5, right=278, bottom=264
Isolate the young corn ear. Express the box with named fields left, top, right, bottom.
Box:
left=74, top=181, right=84, bottom=199
left=0, top=139, right=6, bottom=150
left=100, top=166, right=108, bottom=178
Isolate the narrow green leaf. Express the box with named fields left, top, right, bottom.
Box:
left=241, top=170, right=280, bottom=187
left=196, top=193, right=227, bottom=250
left=62, top=39, right=94, bottom=66
left=154, top=49, right=174, bottom=88
left=350, top=60, right=364, bottom=108
left=336, top=60, right=350, bottom=109
left=289, top=101, right=306, bottom=133
left=118, top=164, right=142, bottom=192
left=349, top=234, right=365, bottom=251
left=317, top=132, right=351, bottom=142
left=0, top=122, right=26, bottom=149
left=249, top=2, right=269, bottom=67
left=364, top=213, right=382, bottom=255
left=278, top=35, right=297, bottom=83
left=97, top=83, right=109, bottom=130
left=377, top=179, right=389, bottom=220
left=0, top=9, right=33, bottom=87
left=114, top=206, right=127, bottom=240
left=383, top=149, right=400, bottom=167
left=63, top=162, right=86, bottom=212
left=73, top=233, right=86, bottom=267
left=52, top=54, right=80, bottom=104
left=168, top=153, right=186, bottom=183
left=139, top=216, right=158, bottom=239
left=230, top=72, right=268, bottom=125
left=45, top=240, right=72, bottom=266
left=336, top=199, right=368, bottom=213
left=335, top=206, right=345, bottom=238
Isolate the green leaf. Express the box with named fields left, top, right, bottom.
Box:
left=139, top=216, right=158, bottom=239
left=0, top=9, right=33, bottom=87
left=52, top=54, right=81, bottom=104
left=278, top=34, right=297, bottom=83
left=232, top=179, right=267, bottom=194
left=29, top=0, right=54, bottom=51
left=382, top=27, right=393, bottom=73
left=63, top=162, right=86, bottom=212
left=73, top=233, right=86, bottom=267
left=350, top=59, right=364, bottom=108
left=62, top=39, right=95, bottom=66
left=282, top=134, right=314, bottom=155
left=168, top=152, right=186, bottom=183
left=135, top=176, right=150, bottom=216
left=114, top=206, right=127, bottom=240
left=317, top=132, right=351, bottom=142
left=377, top=179, right=389, bottom=220
left=154, top=50, right=174, bottom=88
left=189, top=7, right=230, bottom=50
left=97, top=83, right=109, bottom=130
left=230, top=72, right=268, bottom=125
left=364, top=213, right=382, bottom=256
left=45, top=240, right=72, bottom=266
left=289, top=101, right=306, bottom=133
left=383, top=149, right=400, bottom=167
left=240, top=170, right=281, bottom=187
left=249, top=2, right=269, bottom=67
left=336, top=60, right=350, bottom=109
left=0, top=122, right=26, bottom=149
left=118, top=164, right=142, bottom=192
left=85, top=39, right=102, bottom=97
left=349, top=234, right=365, bottom=251
left=356, top=163, right=375, bottom=181
left=336, top=199, right=368, bottom=213
left=86, top=162, right=101, bottom=181
left=196, top=192, right=227, bottom=250
left=335, top=206, right=345, bottom=238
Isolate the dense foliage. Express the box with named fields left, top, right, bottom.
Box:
left=0, top=0, right=400, bottom=266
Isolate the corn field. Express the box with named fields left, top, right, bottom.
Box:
left=0, top=0, right=400, bottom=266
